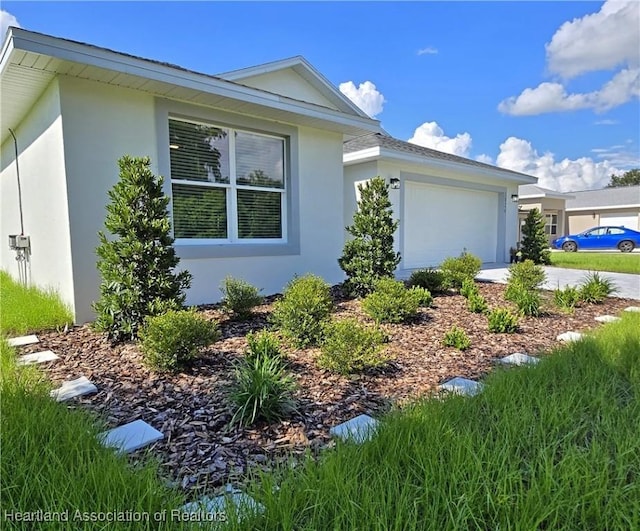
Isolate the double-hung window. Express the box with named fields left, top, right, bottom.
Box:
left=168, top=118, right=286, bottom=242
left=544, top=213, right=558, bottom=235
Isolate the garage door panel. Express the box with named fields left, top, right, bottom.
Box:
left=404, top=182, right=498, bottom=269
left=600, top=213, right=638, bottom=230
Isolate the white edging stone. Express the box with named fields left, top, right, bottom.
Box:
left=99, top=420, right=163, bottom=453
left=499, top=353, right=539, bottom=366
left=330, top=414, right=380, bottom=443
left=50, top=376, right=97, bottom=402
left=624, top=306, right=640, bottom=313
left=556, top=331, right=584, bottom=342
left=7, top=335, right=39, bottom=347
left=17, top=350, right=59, bottom=365
left=595, top=315, right=620, bottom=323
left=180, top=486, right=264, bottom=524
left=439, top=377, right=484, bottom=397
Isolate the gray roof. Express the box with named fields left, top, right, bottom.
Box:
left=344, top=133, right=535, bottom=181
left=565, top=185, right=640, bottom=210
left=519, top=184, right=573, bottom=199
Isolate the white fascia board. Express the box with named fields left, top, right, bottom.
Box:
left=520, top=192, right=573, bottom=200
left=344, top=146, right=537, bottom=184
left=7, top=29, right=380, bottom=133
left=566, top=204, right=640, bottom=212
left=0, top=29, right=15, bottom=75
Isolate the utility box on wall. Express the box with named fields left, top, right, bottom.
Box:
left=8, top=234, right=30, bottom=250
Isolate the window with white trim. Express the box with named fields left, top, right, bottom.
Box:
left=544, top=213, right=558, bottom=235
left=168, top=118, right=286, bottom=242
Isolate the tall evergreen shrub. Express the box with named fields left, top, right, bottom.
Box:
left=338, top=177, right=401, bottom=296
left=93, top=156, right=192, bottom=342
left=520, top=208, right=551, bottom=265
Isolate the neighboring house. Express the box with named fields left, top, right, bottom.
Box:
left=565, top=186, right=640, bottom=234
left=1, top=28, right=536, bottom=324
left=517, top=184, right=575, bottom=244
left=344, top=134, right=535, bottom=270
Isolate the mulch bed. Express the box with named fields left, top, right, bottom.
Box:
left=20, top=283, right=634, bottom=497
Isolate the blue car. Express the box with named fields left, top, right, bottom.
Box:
left=552, top=226, right=640, bottom=252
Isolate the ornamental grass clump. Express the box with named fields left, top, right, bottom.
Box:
left=220, top=276, right=263, bottom=319
left=362, top=278, right=427, bottom=323
left=488, top=308, right=519, bottom=334
left=139, top=309, right=219, bottom=372
left=579, top=272, right=617, bottom=304
left=319, top=318, right=389, bottom=374
left=554, top=285, right=581, bottom=313
left=440, top=251, right=482, bottom=290
left=271, top=274, right=333, bottom=348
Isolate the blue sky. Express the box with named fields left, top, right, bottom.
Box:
left=2, top=1, right=638, bottom=191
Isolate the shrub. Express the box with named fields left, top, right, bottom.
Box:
left=245, top=330, right=282, bottom=363
left=520, top=208, right=551, bottom=265
left=230, top=356, right=297, bottom=426
left=442, top=326, right=471, bottom=351
left=408, top=268, right=444, bottom=294
left=440, top=252, right=482, bottom=290
left=362, top=278, right=423, bottom=323
left=271, top=275, right=333, bottom=348
left=139, top=310, right=220, bottom=372
left=338, top=177, right=401, bottom=297
left=488, top=308, right=519, bottom=333
left=554, top=286, right=581, bottom=313
left=93, top=156, right=192, bottom=343
left=579, top=272, right=617, bottom=304
left=410, top=286, right=433, bottom=308
left=319, top=319, right=389, bottom=374
left=508, top=286, right=542, bottom=317
left=460, top=278, right=479, bottom=299
left=467, top=292, right=488, bottom=314
left=505, top=260, right=546, bottom=298
left=220, top=276, right=263, bottom=319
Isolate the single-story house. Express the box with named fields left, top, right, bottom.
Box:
left=1, top=28, right=536, bottom=324
left=517, top=184, right=575, bottom=244
left=565, top=186, right=640, bottom=234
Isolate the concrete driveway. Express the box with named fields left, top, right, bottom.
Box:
left=477, top=264, right=640, bottom=300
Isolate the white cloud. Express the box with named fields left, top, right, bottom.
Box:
left=495, top=137, right=620, bottom=192
left=339, top=80, right=385, bottom=118
left=417, top=47, right=438, bottom=56
left=408, top=121, right=472, bottom=157
left=498, top=68, right=640, bottom=115
left=1, top=10, right=20, bottom=39
left=546, top=0, right=639, bottom=79
left=594, top=119, right=619, bottom=126
left=476, top=154, right=493, bottom=165
left=499, top=1, right=640, bottom=116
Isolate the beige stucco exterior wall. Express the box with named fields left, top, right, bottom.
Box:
left=567, top=207, right=640, bottom=234
left=0, top=78, right=76, bottom=315
left=519, top=197, right=568, bottom=242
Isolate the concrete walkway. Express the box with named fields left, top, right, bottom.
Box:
left=476, top=264, right=640, bottom=300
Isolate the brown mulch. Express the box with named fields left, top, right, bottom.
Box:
left=19, top=283, right=634, bottom=496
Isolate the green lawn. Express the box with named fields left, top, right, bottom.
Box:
left=550, top=252, right=640, bottom=274
left=238, top=313, right=640, bottom=530
left=0, top=271, right=73, bottom=335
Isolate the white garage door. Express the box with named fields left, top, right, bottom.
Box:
left=600, top=213, right=638, bottom=230
left=404, top=182, right=499, bottom=268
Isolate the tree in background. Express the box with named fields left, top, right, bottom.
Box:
left=94, top=156, right=192, bottom=343
left=607, top=169, right=640, bottom=188
left=520, top=208, right=550, bottom=265
left=339, top=177, right=401, bottom=297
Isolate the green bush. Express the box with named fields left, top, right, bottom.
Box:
left=442, top=326, right=471, bottom=350
left=505, top=260, right=546, bottom=299
left=467, top=292, right=488, bottom=314
left=410, top=286, right=433, bottom=308
left=338, top=177, right=401, bottom=296
left=245, top=330, right=282, bottom=363
left=554, top=286, right=581, bottom=313
left=440, top=252, right=482, bottom=290
left=509, top=286, right=542, bottom=317
left=230, top=356, right=297, bottom=426
left=93, top=156, right=192, bottom=343
left=319, top=318, right=389, bottom=374
left=579, top=272, right=617, bottom=304
left=408, top=268, right=444, bottom=294
left=361, top=278, right=423, bottom=323
left=488, top=308, right=519, bottom=334
left=139, top=310, right=220, bottom=372
left=460, top=278, right=479, bottom=299
left=220, top=276, right=263, bottom=318
left=271, top=275, right=333, bottom=348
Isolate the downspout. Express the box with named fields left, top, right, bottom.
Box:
left=8, top=128, right=25, bottom=235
